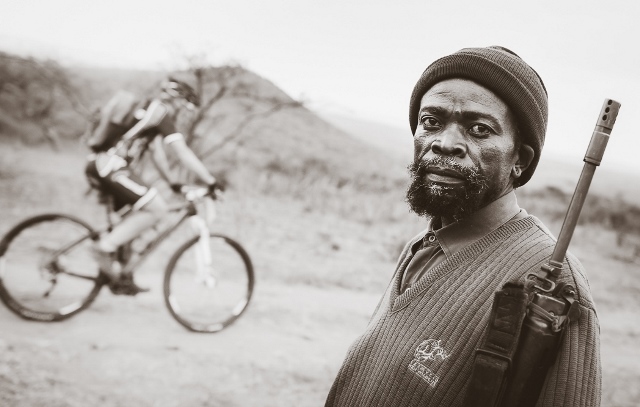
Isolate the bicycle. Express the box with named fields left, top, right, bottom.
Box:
left=0, top=185, right=254, bottom=333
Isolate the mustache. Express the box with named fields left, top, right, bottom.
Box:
left=406, top=156, right=487, bottom=199
left=408, top=156, right=481, bottom=182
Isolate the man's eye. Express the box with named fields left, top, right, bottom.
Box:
left=469, top=124, right=492, bottom=137
left=420, top=117, right=440, bottom=130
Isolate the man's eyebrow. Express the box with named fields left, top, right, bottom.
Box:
left=418, top=106, right=449, bottom=116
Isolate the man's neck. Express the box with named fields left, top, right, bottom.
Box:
left=439, top=187, right=515, bottom=228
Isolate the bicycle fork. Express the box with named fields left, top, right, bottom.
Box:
left=189, top=216, right=216, bottom=288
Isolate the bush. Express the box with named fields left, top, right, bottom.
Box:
left=519, top=186, right=640, bottom=239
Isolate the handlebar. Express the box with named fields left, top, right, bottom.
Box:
left=176, top=185, right=222, bottom=202
left=174, top=185, right=218, bottom=227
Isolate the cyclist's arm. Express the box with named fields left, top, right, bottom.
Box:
left=149, top=135, right=175, bottom=184
left=164, top=134, right=216, bottom=185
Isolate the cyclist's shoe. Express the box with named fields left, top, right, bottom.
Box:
left=108, top=273, right=149, bottom=296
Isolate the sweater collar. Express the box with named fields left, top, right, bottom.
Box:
left=425, top=190, right=525, bottom=258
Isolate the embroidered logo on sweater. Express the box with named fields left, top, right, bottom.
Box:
left=408, top=339, right=450, bottom=387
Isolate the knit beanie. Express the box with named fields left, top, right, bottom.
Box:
left=408, top=46, right=548, bottom=187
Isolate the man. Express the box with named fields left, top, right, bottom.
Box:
left=325, top=46, right=600, bottom=406
left=85, top=78, right=218, bottom=295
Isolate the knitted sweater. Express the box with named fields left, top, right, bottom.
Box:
left=325, top=216, right=601, bottom=407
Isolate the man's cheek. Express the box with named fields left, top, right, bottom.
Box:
left=413, top=136, right=431, bottom=161
left=477, top=149, right=507, bottom=175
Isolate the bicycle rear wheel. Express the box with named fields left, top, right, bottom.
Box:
left=0, top=214, right=104, bottom=321
left=163, top=234, right=254, bottom=333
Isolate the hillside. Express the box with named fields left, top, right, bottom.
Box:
left=0, top=52, right=406, bottom=191
left=184, top=67, right=407, bottom=190
left=319, top=112, right=414, bottom=162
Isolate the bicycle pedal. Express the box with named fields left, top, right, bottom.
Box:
left=97, top=271, right=113, bottom=284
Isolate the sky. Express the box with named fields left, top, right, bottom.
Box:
left=2, top=0, right=639, bottom=173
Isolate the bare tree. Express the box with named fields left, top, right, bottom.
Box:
left=177, top=63, right=303, bottom=148
left=163, top=58, right=304, bottom=184
left=130, top=54, right=305, bottom=186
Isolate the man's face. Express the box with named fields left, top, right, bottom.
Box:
left=406, top=78, right=530, bottom=221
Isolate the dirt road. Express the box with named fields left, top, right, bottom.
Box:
left=0, top=276, right=379, bottom=407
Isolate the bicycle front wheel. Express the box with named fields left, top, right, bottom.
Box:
left=164, top=234, right=254, bottom=333
left=0, top=214, right=103, bottom=321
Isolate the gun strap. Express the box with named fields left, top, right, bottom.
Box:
left=462, top=283, right=529, bottom=407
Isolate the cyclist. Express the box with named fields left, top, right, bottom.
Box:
left=85, top=78, right=218, bottom=295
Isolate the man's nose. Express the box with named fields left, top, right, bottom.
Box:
left=431, top=125, right=466, bottom=157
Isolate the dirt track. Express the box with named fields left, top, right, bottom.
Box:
left=0, top=275, right=380, bottom=407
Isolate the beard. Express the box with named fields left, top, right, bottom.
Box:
left=406, top=156, right=495, bottom=221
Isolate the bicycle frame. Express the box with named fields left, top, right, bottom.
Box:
left=96, top=187, right=215, bottom=276
left=120, top=204, right=196, bottom=274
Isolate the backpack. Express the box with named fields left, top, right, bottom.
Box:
left=85, top=90, right=141, bottom=153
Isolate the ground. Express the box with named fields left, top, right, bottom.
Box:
left=0, top=279, right=380, bottom=407
left=0, top=143, right=639, bottom=406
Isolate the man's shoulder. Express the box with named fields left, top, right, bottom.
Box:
left=561, top=251, right=596, bottom=310
left=505, top=214, right=558, bottom=249
left=512, top=215, right=596, bottom=310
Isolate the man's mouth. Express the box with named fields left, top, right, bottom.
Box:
left=424, top=167, right=466, bottom=186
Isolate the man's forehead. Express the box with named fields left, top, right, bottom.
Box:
left=419, top=79, right=510, bottom=114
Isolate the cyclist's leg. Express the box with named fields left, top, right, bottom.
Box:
left=91, top=160, right=167, bottom=291
left=99, top=189, right=168, bottom=251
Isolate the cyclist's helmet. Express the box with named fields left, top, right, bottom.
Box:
left=162, top=77, right=199, bottom=107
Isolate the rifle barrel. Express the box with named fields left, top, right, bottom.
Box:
left=549, top=99, right=621, bottom=268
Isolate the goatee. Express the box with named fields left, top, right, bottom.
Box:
left=405, top=156, right=493, bottom=221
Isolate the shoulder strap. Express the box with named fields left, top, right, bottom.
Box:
left=462, top=282, right=529, bottom=407
left=120, top=100, right=168, bottom=143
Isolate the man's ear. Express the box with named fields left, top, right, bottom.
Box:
left=512, top=144, right=535, bottom=180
